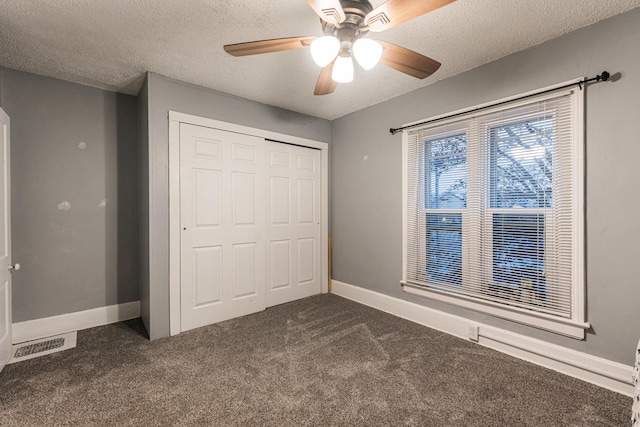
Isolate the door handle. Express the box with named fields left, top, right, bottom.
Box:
left=8, top=263, right=20, bottom=271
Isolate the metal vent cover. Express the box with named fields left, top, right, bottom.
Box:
left=14, top=337, right=65, bottom=358
left=9, top=331, right=77, bottom=364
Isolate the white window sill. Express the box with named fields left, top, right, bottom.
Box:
left=402, top=282, right=589, bottom=339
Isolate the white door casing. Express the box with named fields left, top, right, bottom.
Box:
left=179, top=123, right=266, bottom=332
left=266, top=141, right=321, bottom=307
left=0, top=108, right=12, bottom=373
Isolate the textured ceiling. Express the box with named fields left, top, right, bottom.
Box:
left=1, top=0, right=639, bottom=120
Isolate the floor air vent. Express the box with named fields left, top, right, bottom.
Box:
left=9, top=331, right=77, bottom=364
left=14, top=337, right=65, bottom=357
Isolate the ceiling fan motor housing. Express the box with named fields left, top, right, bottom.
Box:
left=321, top=0, right=373, bottom=40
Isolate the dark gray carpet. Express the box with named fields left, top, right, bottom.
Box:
left=0, top=294, right=631, bottom=426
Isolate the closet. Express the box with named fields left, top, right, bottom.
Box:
left=177, top=122, right=322, bottom=332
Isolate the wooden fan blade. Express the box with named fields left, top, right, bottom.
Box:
left=314, top=61, right=337, bottom=95
left=224, top=36, right=315, bottom=57
left=306, top=0, right=346, bottom=25
left=365, top=0, right=455, bottom=32
left=378, top=40, right=441, bottom=79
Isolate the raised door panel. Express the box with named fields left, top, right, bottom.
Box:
left=270, top=177, right=290, bottom=225
left=194, top=137, right=222, bottom=160
left=193, top=246, right=223, bottom=307
left=297, top=154, right=316, bottom=173
left=297, top=179, right=315, bottom=225
left=297, top=237, right=316, bottom=285
left=232, top=143, right=257, bottom=164
left=193, top=169, right=222, bottom=228
left=269, top=240, right=290, bottom=290
left=232, top=243, right=257, bottom=299
left=232, top=172, right=257, bottom=227
left=270, top=151, right=290, bottom=169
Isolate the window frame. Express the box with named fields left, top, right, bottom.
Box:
left=402, top=81, right=588, bottom=339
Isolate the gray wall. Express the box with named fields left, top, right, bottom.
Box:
left=0, top=68, right=139, bottom=322
left=143, top=73, right=331, bottom=339
left=331, top=8, right=640, bottom=365
left=138, top=77, right=150, bottom=334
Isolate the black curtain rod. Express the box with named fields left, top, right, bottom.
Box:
left=389, top=71, right=611, bottom=135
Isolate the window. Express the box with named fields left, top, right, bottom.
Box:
left=403, top=87, right=587, bottom=338
left=422, top=133, right=466, bottom=288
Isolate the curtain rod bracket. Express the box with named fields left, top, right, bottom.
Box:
left=389, top=71, right=611, bottom=135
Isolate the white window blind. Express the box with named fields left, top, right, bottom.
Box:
left=403, top=86, right=587, bottom=338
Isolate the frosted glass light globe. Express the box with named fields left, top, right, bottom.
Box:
left=310, top=36, right=340, bottom=67
left=353, top=39, right=383, bottom=70
left=332, top=55, right=354, bottom=83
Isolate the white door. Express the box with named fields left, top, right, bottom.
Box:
left=0, top=108, right=12, bottom=373
left=180, top=124, right=265, bottom=332
left=266, top=141, right=321, bottom=307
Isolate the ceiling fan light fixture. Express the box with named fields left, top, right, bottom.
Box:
left=352, top=38, right=383, bottom=70
left=310, top=36, right=340, bottom=67
left=332, top=54, right=354, bottom=83
left=224, top=0, right=452, bottom=95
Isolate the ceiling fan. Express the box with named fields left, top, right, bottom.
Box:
left=223, top=0, right=455, bottom=95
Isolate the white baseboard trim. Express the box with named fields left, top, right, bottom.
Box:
left=331, top=280, right=634, bottom=397
left=12, top=301, right=141, bottom=344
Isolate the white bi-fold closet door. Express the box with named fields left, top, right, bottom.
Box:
left=265, top=140, right=321, bottom=307
left=179, top=123, right=321, bottom=332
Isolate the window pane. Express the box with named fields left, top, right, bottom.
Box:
left=426, top=213, right=462, bottom=286
left=424, top=134, right=466, bottom=209
left=490, top=117, right=553, bottom=208
left=491, top=214, right=545, bottom=304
